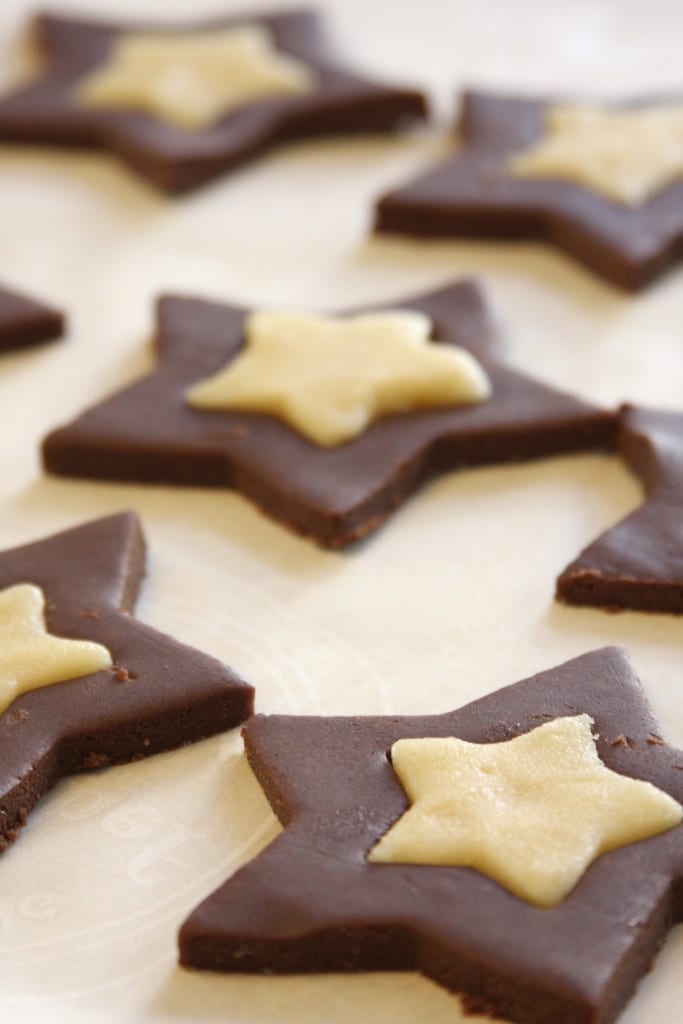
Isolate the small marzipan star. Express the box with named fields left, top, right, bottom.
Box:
left=0, top=583, right=111, bottom=714
left=508, top=103, right=683, bottom=205
left=186, top=310, right=492, bottom=446
left=78, top=26, right=315, bottom=130
left=369, top=714, right=682, bottom=906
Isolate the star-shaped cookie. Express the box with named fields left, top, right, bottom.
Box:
left=0, top=511, right=253, bottom=853
left=0, top=10, right=427, bottom=193
left=41, top=281, right=616, bottom=548
left=557, top=405, right=683, bottom=613
left=375, top=90, right=683, bottom=291
left=179, top=647, right=683, bottom=1024
left=0, top=282, right=64, bottom=353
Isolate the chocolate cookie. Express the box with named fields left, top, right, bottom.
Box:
left=179, top=646, right=683, bottom=1024
left=375, top=90, right=683, bottom=291
left=0, top=10, right=427, bottom=193
left=0, top=282, right=64, bottom=353
left=41, top=281, right=616, bottom=548
left=0, top=511, right=253, bottom=852
left=557, top=405, right=683, bottom=613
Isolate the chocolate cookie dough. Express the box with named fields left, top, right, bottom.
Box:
left=0, top=10, right=427, bottom=193
left=0, top=282, right=63, bottom=353
left=375, top=90, right=683, bottom=291
left=0, top=511, right=253, bottom=852
left=42, top=281, right=615, bottom=548
left=179, top=647, right=683, bottom=1024
left=557, top=405, right=683, bottom=613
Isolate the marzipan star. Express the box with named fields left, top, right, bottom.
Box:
left=557, top=405, right=683, bottom=614
left=0, top=511, right=253, bottom=852
left=42, top=281, right=615, bottom=548
left=186, top=309, right=491, bottom=446
left=0, top=583, right=112, bottom=714
left=78, top=26, right=315, bottom=131
left=508, top=103, right=683, bottom=206
left=369, top=716, right=681, bottom=906
left=0, top=11, right=426, bottom=193
left=179, top=647, right=683, bottom=1024
left=375, top=90, right=683, bottom=291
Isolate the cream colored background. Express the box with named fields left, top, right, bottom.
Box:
left=0, top=1, right=682, bottom=1021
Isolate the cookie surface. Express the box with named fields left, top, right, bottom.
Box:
left=180, top=647, right=683, bottom=1024
left=41, top=281, right=615, bottom=547
left=557, top=405, right=683, bottom=613
left=0, top=282, right=63, bottom=352
left=0, top=10, right=427, bottom=193
left=0, top=510, right=254, bottom=852
left=375, top=90, right=683, bottom=291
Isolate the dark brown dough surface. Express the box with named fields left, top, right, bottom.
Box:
left=557, top=405, right=683, bottom=613
left=0, top=282, right=63, bottom=352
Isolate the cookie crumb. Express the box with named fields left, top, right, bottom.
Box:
left=82, top=752, right=110, bottom=770
left=647, top=734, right=665, bottom=745
left=6, top=707, right=29, bottom=725
left=611, top=734, right=634, bottom=748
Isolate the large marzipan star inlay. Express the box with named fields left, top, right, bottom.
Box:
left=186, top=309, right=492, bottom=446
left=369, top=715, right=682, bottom=906
left=78, top=26, right=315, bottom=130
left=508, top=103, right=683, bottom=205
left=0, top=583, right=112, bottom=715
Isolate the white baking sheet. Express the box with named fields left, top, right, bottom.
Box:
left=1, top=1, right=682, bottom=1021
